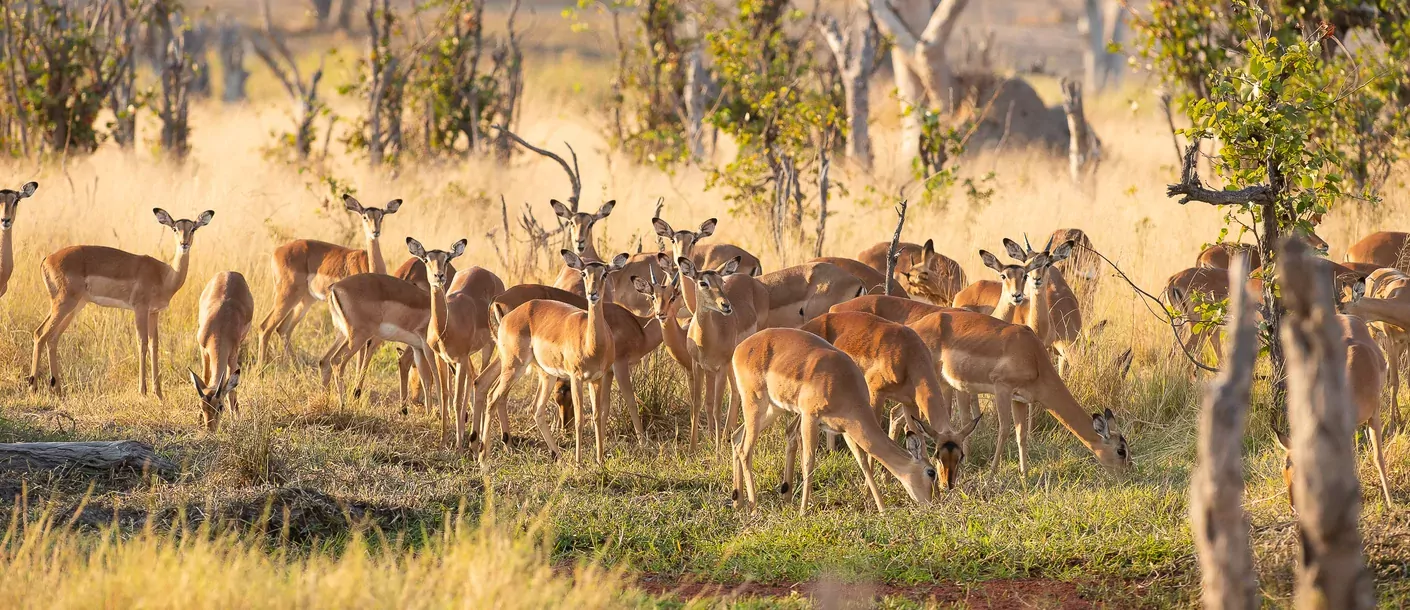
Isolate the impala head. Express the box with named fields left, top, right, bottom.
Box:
left=406, top=237, right=467, bottom=290
left=1009, top=235, right=1074, bottom=292
left=653, top=217, right=716, bottom=264
left=933, top=416, right=982, bottom=490
left=1339, top=276, right=1369, bottom=314
left=563, top=249, right=628, bottom=305
left=343, top=194, right=402, bottom=240
left=553, top=199, right=615, bottom=255
left=189, top=369, right=239, bottom=431
left=631, top=254, right=682, bottom=322
left=678, top=255, right=740, bottom=315
left=1294, top=227, right=1330, bottom=255
left=904, top=239, right=946, bottom=300
left=899, top=433, right=938, bottom=506
left=980, top=249, right=1029, bottom=306
left=154, top=208, right=214, bottom=251
left=0, top=181, right=38, bottom=230
left=1090, top=408, right=1131, bottom=470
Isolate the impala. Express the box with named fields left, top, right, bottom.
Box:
left=320, top=271, right=444, bottom=438
left=799, top=311, right=981, bottom=488
left=857, top=239, right=966, bottom=305
left=731, top=328, right=938, bottom=514
left=550, top=199, right=615, bottom=291
left=190, top=271, right=253, bottom=430
left=1345, top=231, right=1410, bottom=272
left=1198, top=229, right=1328, bottom=270
left=1163, top=267, right=1232, bottom=367
left=808, top=256, right=909, bottom=298
left=652, top=216, right=764, bottom=278
left=1275, top=313, right=1392, bottom=506
left=0, top=181, right=38, bottom=298
left=756, top=261, right=865, bottom=329
left=30, top=208, right=214, bottom=398
left=256, top=195, right=402, bottom=366
left=483, top=251, right=628, bottom=464
left=958, top=238, right=1083, bottom=375
left=1344, top=267, right=1410, bottom=432
left=676, top=256, right=767, bottom=448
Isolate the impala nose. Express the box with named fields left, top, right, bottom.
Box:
left=1, top=219, right=12, bottom=229
left=588, top=292, right=601, bottom=304
left=720, top=303, right=733, bottom=315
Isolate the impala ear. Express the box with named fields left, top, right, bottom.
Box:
left=1002, top=238, right=1027, bottom=261
left=595, top=200, right=616, bottom=219
left=1050, top=240, right=1075, bottom=262
left=1092, top=412, right=1111, bottom=441
left=610, top=252, right=629, bottom=270
left=677, top=257, right=698, bottom=279
left=652, top=217, right=673, bottom=238
left=698, top=218, right=718, bottom=238
left=1273, top=427, right=1291, bottom=453
left=904, top=432, right=926, bottom=460
left=153, top=208, right=175, bottom=227
left=718, top=256, right=741, bottom=276
left=561, top=249, right=584, bottom=270
left=654, top=252, right=674, bottom=272
left=631, top=275, right=651, bottom=294
left=922, top=238, right=935, bottom=254
left=406, top=237, right=427, bottom=259
left=383, top=198, right=403, bottom=214
left=449, top=239, right=468, bottom=259
left=195, top=210, right=215, bottom=227
left=958, top=415, right=982, bottom=438
left=343, top=194, right=363, bottom=212
left=222, top=370, right=241, bottom=394
left=189, top=369, right=206, bottom=393
left=19, top=182, right=37, bottom=198
left=979, top=250, right=1004, bottom=273
left=550, top=199, right=573, bottom=220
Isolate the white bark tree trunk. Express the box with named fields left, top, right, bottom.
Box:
left=821, top=15, right=878, bottom=170
left=868, top=0, right=970, bottom=165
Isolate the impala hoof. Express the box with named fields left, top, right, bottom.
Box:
left=49, top=376, right=57, bottom=388
left=352, top=389, right=361, bottom=399
left=467, top=430, right=479, bottom=444
left=501, top=432, right=510, bottom=444
left=776, top=481, right=790, bottom=495
left=25, top=375, right=35, bottom=390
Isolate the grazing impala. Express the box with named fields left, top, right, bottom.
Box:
left=257, top=195, right=402, bottom=366
left=653, top=216, right=764, bottom=278
left=190, top=271, right=254, bottom=430
left=799, top=311, right=981, bottom=489
left=30, top=208, right=214, bottom=398
left=730, top=328, right=938, bottom=514
left=320, top=271, right=443, bottom=438
left=1275, top=313, right=1392, bottom=507
left=857, top=239, right=966, bottom=305
left=483, top=251, right=629, bottom=464
left=1347, top=231, right=1410, bottom=273
left=1344, top=268, right=1410, bottom=432
left=0, top=181, right=38, bottom=298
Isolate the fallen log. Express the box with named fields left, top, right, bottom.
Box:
left=0, top=441, right=177, bottom=479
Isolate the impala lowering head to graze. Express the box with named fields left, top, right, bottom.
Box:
left=731, top=328, right=938, bottom=514
left=256, top=194, right=402, bottom=367
left=192, top=271, right=254, bottom=430
left=29, top=208, right=214, bottom=399
left=482, top=251, right=628, bottom=464
left=0, top=180, right=38, bottom=298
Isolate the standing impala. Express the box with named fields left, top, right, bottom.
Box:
left=677, top=256, right=767, bottom=449
left=550, top=199, right=615, bottom=291
left=256, top=194, right=402, bottom=366
left=652, top=216, right=764, bottom=280
left=190, top=271, right=254, bottom=430
left=483, top=251, right=629, bottom=464
left=731, top=328, right=938, bottom=514
left=30, top=208, right=214, bottom=398
left=957, top=238, right=1083, bottom=375
left=0, top=181, right=38, bottom=298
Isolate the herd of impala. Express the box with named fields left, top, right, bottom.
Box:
left=7, top=177, right=1410, bottom=512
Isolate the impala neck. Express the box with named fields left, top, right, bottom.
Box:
left=1029, top=364, right=1104, bottom=453
left=991, top=289, right=1019, bottom=323
left=165, top=244, right=192, bottom=296
left=0, top=225, right=13, bottom=286
left=914, top=371, right=953, bottom=432
left=1025, top=274, right=1052, bottom=341
left=429, top=284, right=449, bottom=340
left=659, top=298, right=692, bottom=370
left=1346, top=297, right=1410, bottom=330
left=366, top=232, right=386, bottom=274
left=585, top=294, right=610, bottom=357
left=846, top=406, right=929, bottom=498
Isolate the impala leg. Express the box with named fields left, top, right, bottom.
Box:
left=528, top=371, right=560, bottom=460
left=134, top=308, right=151, bottom=396
left=278, top=296, right=314, bottom=362
left=257, top=284, right=302, bottom=368
left=732, top=400, right=776, bottom=513
left=43, top=299, right=84, bottom=398
left=1390, top=340, right=1403, bottom=434
left=396, top=348, right=420, bottom=407
left=687, top=363, right=703, bottom=451
left=318, top=336, right=346, bottom=389
left=149, top=311, right=163, bottom=400
left=1370, top=414, right=1394, bottom=506
left=723, top=370, right=742, bottom=444
left=591, top=377, right=608, bottom=465
left=990, top=388, right=1014, bottom=473
left=1012, top=399, right=1032, bottom=476
left=705, top=371, right=723, bottom=448
left=798, top=415, right=820, bottom=517
left=614, top=360, right=645, bottom=443
left=454, top=358, right=474, bottom=450
left=842, top=431, right=886, bottom=513
left=226, top=351, right=241, bottom=414
left=350, top=339, right=382, bottom=401
left=569, top=378, right=585, bottom=464
left=479, top=355, right=520, bottom=458
left=778, top=417, right=801, bottom=500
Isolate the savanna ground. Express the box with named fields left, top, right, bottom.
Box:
left=5, top=1, right=1410, bottom=608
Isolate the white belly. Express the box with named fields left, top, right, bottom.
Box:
left=88, top=295, right=134, bottom=310
left=377, top=323, right=423, bottom=346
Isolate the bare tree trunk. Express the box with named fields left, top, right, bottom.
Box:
left=0, top=441, right=177, bottom=478
left=821, top=14, right=877, bottom=170
left=1061, top=79, right=1100, bottom=185
left=159, top=14, right=193, bottom=161
left=184, top=22, right=211, bottom=99
left=1100, top=0, right=1127, bottom=89
left=867, top=0, right=970, bottom=164
left=1280, top=238, right=1374, bottom=610
left=814, top=130, right=832, bottom=258
left=310, top=0, right=334, bottom=29
left=335, top=0, right=357, bottom=31
left=1189, top=254, right=1259, bottom=610
left=1082, top=0, right=1103, bottom=92
left=884, top=199, right=908, bottom=296
left=216, top=18, right=249, bottom=103
left=682, top=14, right=709, bottom=160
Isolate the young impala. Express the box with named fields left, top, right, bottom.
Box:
left=0, top=181, right=38, bottom=298
left=483, top=251, right=629, bottom=464
left=30, top=208, right=214, bottom=398
left=256, top=195, right=402, bottom=366
left=731, top=328, right=938, bottom=514
left=190, top=271, right=254, bottom=430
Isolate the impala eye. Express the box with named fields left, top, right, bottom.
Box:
left=699, top=281, right=708, bottom=288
